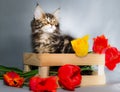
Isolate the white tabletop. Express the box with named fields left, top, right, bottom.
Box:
left=1, top=80, right=120, bottom=92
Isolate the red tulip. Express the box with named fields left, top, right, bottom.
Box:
left=58, top=64, right=82, bottom=91
left=29, top=76, right=58, bottom=92
left=105, top=47, right=120, bottom=70
left=93, top=35, right=110, bottom=54
left=3, top=71, right=24, bottom=87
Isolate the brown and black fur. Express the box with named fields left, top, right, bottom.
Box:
left=31, top=6, right=74, bottom=53
left=31, top=4, right=92, bottom=75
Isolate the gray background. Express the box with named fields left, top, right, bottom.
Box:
left=0, top=0, right=120, bottom=84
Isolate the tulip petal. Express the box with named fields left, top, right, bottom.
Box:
left=93, top=35, right=109, bottom=54
left=29, top=76, right=58, bottom=92
left=105, top=47, right=120, bottom=70
left=71, top=35, right=89, bottom=57
left=3, top=71, right=24, bottom=87
left=58, top=64, right=82, bottom=91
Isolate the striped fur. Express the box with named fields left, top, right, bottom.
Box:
left=31, top=4, right=92, bottom=75
left=31, top=12, right=74, bottom=53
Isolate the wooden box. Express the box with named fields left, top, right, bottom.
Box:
left=23, top=53, right=106, bottom=86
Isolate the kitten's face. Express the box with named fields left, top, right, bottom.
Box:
left=34, top=5, right=59, bottom=33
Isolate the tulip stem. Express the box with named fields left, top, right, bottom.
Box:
left=23, top=82, right=29, bottom=86
left=0, top=76, right=3, bottom=80
left=81, top=67, right=93, bottom=71
left=49, top=71, right=58, bottom=76
left=0, top=65, right=23, bottom=74
left=88, top=51, right=93, bottom=53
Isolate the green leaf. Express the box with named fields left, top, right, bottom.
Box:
left=0, top=65, right=23, bottom=74
left=21, top=69, right=38, bottom=78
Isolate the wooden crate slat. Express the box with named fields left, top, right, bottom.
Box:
left=98, top=65, right=105, bottom=75
left=24, top=53, right=105, bottom=66
left=24, top=53, right=41, bottom=66
left=81, top=75, right=106, bottom=86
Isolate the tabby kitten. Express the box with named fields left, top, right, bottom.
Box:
left=31, top=4, right=74, bottom=53
left=31, top=4, right=92, bottom=75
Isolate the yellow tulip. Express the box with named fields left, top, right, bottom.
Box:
left=71, top=35, right=89, bottom=57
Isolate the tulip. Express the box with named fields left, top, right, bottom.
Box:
left=93, top=35, right=110, bottom=54
left=71, top=35, right=89, bottom=57
left=105, top=47, right=120, bottom=70
left=3, top=71, right=24, bottom=87
left=29, top=76, right=58, bottom=92
left=58, top=64, right=82, bottom=91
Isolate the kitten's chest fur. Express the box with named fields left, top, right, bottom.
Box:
left=40, top=33, right=51, bottom=44
left=32, top=30, right=74, bottom=53
left=33, top=32, right=61, bottom=53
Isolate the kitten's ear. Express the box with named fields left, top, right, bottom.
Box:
left=34, top=3, right=44, bottom=20
left=53, top=8, right=60, bottom=19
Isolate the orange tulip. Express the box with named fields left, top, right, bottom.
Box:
left=3, top=71, right=24, bottom=87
